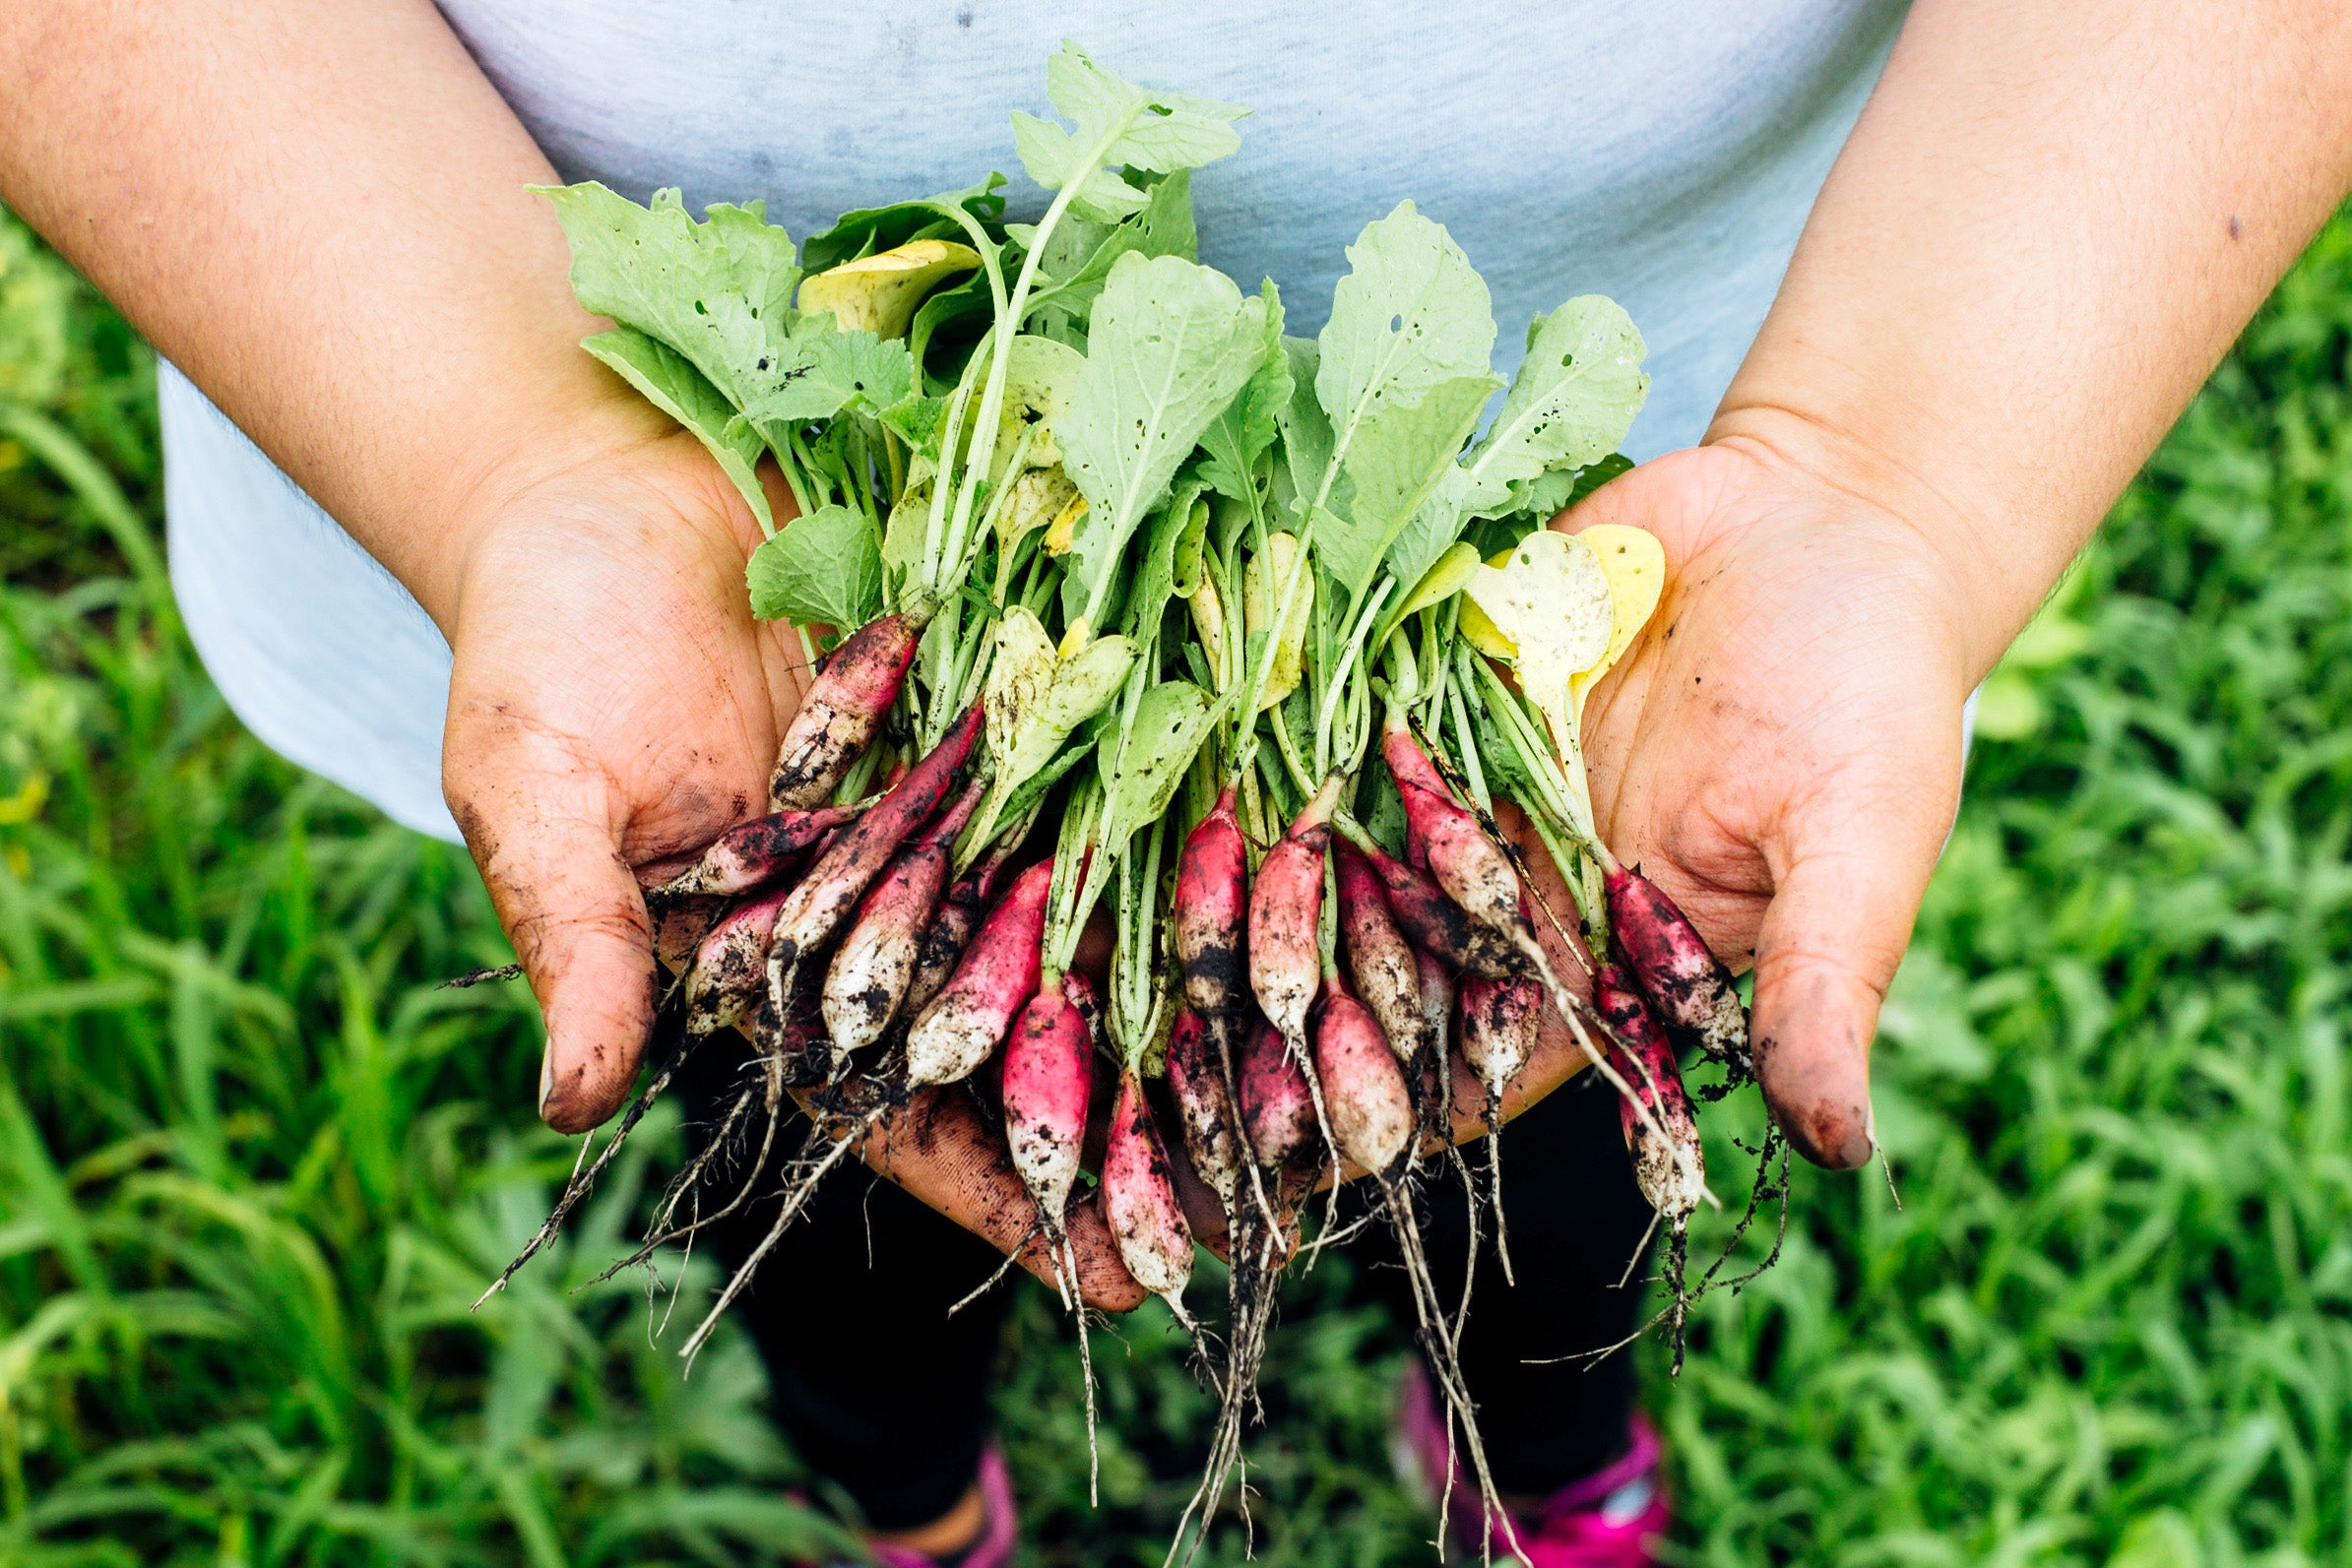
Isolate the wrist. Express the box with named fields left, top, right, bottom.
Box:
left=1701, top=395, right=2066, bottom=684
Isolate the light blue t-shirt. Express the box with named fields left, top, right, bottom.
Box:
left=162, top=1, right=1906, bottom=841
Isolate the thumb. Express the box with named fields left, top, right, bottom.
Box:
left=445, top=715, right=656, bottom=1135
left=1748, top=829, right=1936, bottom=1170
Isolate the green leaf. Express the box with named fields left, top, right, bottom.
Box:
left=1024, top=170, right=1199, bottom=332
left=1380, top=469, right=1475, bottom=614
left=1098, top=680, right=1226, bottom=851
left=1010, top=41, right=1246, bottom=223
left=1058, top=254, right=1270, bottom=623
left=1123, top=484, right=1210, bottom=641
left=1314, top=203, right=1497, bottom=466
left=1308, top=204, right=1499, bottom=595
left=1321, top=372, right=1496, bottom=597
left=800, top=175, right=1006, bottom=274
left=1197, top=280, right=1290, bottom=506
left=966, top=618, right=1140, bottom=857
left=741, top=314, right=916, bottom=426
left=1273, top=337, right=1331, bottom=517
left=880, top=393, right=949, bottom=458
left=580, top=328, right=772, bottom=533
left=1565, top=451, right=1634, bottom=507
left=537, top=184, right=800, bottom=416
left=1459, top=297, right=1648, bottom=517
left=744, top=503, right=881, bottom=628
left=910, top=268, right=996, bottom=387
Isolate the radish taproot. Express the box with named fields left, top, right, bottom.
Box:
left=1604, top=860, right=1753, bottom=1077
left=1164, top=1006, right=1242, bottom=1206
left=819, top=775, right=985, bottom=1060
left=1335, top=845, right=1424, bottom=1071
left=905, top=857, right=1053, bottom=1088
left=764, top=701, right=985, bottom=1026
left=653, top=804, right=861, bottom=900
left=1102, top=1067, right=1197, bottom=1315
left=1249, top=777, right=1340, bottom=1050
left=766, top=611, right=923, bottom=811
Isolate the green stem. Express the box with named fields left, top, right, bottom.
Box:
left=946, top=109, right=1144, bottom=586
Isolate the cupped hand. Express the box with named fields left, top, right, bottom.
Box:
left=439, top=432, right=1149, bottom=1308
left=1561, top=434, right=1977, bottom=1167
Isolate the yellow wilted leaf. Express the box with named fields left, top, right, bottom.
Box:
left=1569, top=523, right=1666, bottom=715
left=797, top=239, right=981, bottom=341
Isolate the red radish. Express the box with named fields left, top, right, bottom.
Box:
left=683, top=883, right=795, bottom=1037
left=904, top=858, right=1053, bottom=1087
left=1414, top=946, right=1453, bottom=1065
left=1102, top=1067, right=1195, bottom=1310
left=1459, top=973, right=1540, bottom=1103
left=905, top=874, right=983, bottom=1020
left=1310, top=976, right=1415, bottom=1175
left=654, top=894, right=724, bottom=972
left=1061, top=966, right=1107, bottom=1054
left=902, top=833, right=1026, bottom=1019
left=1383, top=716, right=1531, bottom=955
left=1335, top=846, right=1423, bottom=1069
left=767, top=612, right=922, bottom=810
left=1175, top=786, right=1249, bottom=1027
left=1605, top=862, right=1752, bottom=1076
left=1596, top=961, right=1706, bottom=1225
left=820, top=777, right=985, bottom=1060
left=1003, top=973, right=1095, bottom=1224
left=765, top=702, right=985, bottom=1016
left=653, top=804, right=862, bottom=900
left=1348, top=835, right=1518, bottom=979
left=1249, top=776, right=1341, bottom=1049
left=1238, top=1018, right=1318, bottom=1172
left=1163, top=1006, right=1241, bottom=1205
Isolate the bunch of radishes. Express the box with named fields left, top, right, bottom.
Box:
left=476, top=43, right=1766, bottom=1562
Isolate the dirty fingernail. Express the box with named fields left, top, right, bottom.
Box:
left=538, top=1039, right=555, bottom=1117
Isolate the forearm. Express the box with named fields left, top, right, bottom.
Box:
left=0, top=0, right=665, bottom=630
left=1714, top=0, right=2352, bottom=678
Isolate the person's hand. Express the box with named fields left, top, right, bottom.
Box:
left=1559, top=432, right=1977, bottom=1168
left=438, top=430, right=1154, bottom=1307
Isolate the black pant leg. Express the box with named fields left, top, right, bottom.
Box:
left=1351, top=1070, right=1657, bottom=1495
left=670, top=1036, right=1012, bottom=1532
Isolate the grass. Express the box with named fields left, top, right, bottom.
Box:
left=3, top=202, right=2350, bottom=1566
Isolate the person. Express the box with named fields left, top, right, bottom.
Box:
left=6, top=3, right=2348, bottom=1562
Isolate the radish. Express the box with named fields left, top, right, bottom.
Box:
left=1248, top=776, right=1340, bottom=1050
left=1341, top=831, right=1518, bottom=979
left=763, top=701, right=984, bottom=1027
left=1309, top=975, right=1414, bottom=1176
left=1319, top=959, right=1517, bottom=1554
left=1334, top=845, right=1424, bottom=1072
left=903, top=826, right=1031, bottom=1020
left=1383, top=714, right=1534, bottom=960
left=819, top=776, right=985, bottom=1061
left=651, top=803, right=861, bottom=900
left=1163, top=1006, right=1241, bottom=1207
left=1457, top=973, right=1540, bottom=1106
left=904, top=857, right=1053, bottom=1088
left=683, top=882, right=795, bottom=1038
left=1001, top=968, right=1110, bottom=1497
left=1102, top=1066, right=1197, bottom=1318
left=1596, top=959, right=1706, bottom=1371
left=1604, top=860, right=1753, bottom=1077
left=904, top=870, right=985, bottom=1021
left=1175, top=785, right=1250, bottom=1030
left=1237, top=1017, right=1318, bottom=1175
left=1596, top=961, right=1705, bottom=1229
left=766, top=611, right=922, bottom=811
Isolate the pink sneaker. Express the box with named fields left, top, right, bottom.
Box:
left=857, top=1444, right=1020, bottom=1568
left=1393, top=1363, right=1669, bottom=1566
